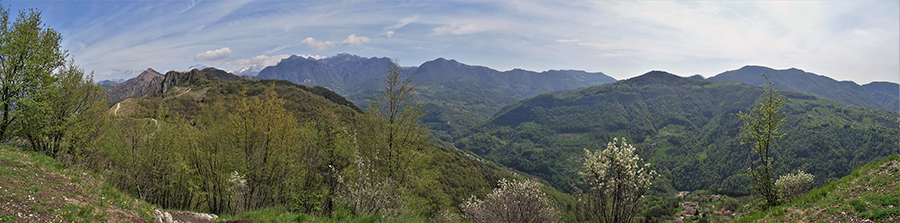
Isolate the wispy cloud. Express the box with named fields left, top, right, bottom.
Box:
left=387, top=15, right=418, bottom=30
left=556, top=39, right=580, bottom=43
left=29, top=0, right=897, bottom=84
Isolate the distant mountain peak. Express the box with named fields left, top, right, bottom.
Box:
left=629, top=70, right=680, bottom=80
left=620, top=70, right=698, bottom=86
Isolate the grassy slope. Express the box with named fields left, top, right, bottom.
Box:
left=738, top=154, right=900, bottom=223
left=0, top=145, right=156, bottom=223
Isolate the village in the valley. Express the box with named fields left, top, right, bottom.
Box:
left=673, top=191, right=738, bottom=223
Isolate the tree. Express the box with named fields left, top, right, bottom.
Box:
left=18, top=61, right=106, bottom=159
left=366, top=59, right=425, bottom=181
left=579, top=138, right=657, bottom=223
left=737, top=75, right=788, bottom=207
left=227, top=86, right=303, bottom=211
left=461, top=178, right=558, bottom=223
left=0, top=6, right=67, bottom=141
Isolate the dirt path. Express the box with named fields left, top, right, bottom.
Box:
left=114, top=102, right=121, bottom=117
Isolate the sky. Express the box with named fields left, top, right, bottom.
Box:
left=8, top=0, right=899, bottom=84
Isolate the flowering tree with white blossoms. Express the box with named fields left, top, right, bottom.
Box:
left=461, top=178, right=558, bottom=223
left=580, top=138, right=657, bottom=223
left=775, top=170, right=814, bottom=202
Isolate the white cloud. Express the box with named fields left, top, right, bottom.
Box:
left=225, top=54, right=290, bottom=71
left=387, top=15, right=418, bottom=30
left=385, top=31, right=394, bottom=38
left=195, top=47, right=232, bottom=61
left=341, top=34, right=371, bottom=45
left=556, top=39, right=581, bottom=43
left=301, top=37, right=335, bottom=51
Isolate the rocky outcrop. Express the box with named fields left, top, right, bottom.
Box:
left=105, top=67, right=258, bottom=107
left=153, top=209, right=217, bottom=223
left=105, top=68, right=164, bottom=106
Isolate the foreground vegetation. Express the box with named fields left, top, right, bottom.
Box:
left=737, top=154, right=900, bottom=222
left=0, top=145, right=155, bottom=222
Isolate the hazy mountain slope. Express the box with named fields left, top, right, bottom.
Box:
left=709, top=65, right=899, bottom=112
left=255, top=55, right=346, bottom=93
left=256, top=54, right=617, bottom=139
left=458, top=71, right=899, bottom=194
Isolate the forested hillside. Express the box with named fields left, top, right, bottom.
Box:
left=96, top=66, right=530, bottom=219
left=457, top=71, right=899, bottom=195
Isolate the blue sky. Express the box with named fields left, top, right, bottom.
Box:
left=9, top=0, right=899, bottom=84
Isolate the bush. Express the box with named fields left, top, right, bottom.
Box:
left=461, top=178, right=558, bottom=223
left=775, top=170, right=814, bottom=202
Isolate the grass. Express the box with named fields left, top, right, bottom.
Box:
left=0, top=145, right=157, bottom=222
left=735, top=154, right=900, bottom=223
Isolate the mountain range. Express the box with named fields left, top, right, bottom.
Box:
left=710, top=65, right=899, bottom=113
left=255, top=53, right=617, bottom=140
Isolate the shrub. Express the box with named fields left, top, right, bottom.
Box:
left=461, top=178, right=558, bottom=223
left=775, top=170, right=814, bottom=202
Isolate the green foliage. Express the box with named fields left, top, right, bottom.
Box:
left=18, top=61, right=108, bottom=163
left=0, top=5, right=67, bottom=142
left=0, top=5, right=108, bottom=164
left=738, top=75, right=788, bottom=207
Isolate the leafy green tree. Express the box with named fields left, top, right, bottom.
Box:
left=737, top=75, right=788, bottom=207
left=579, top=138, right=657, bottom=223
left=367, top=59, right=426, bottom=180
left=227, top=86, right=303, bottom=211
left=19, top=61, right=106, bottom=160
left=0, top=6, right=67, bottom=141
